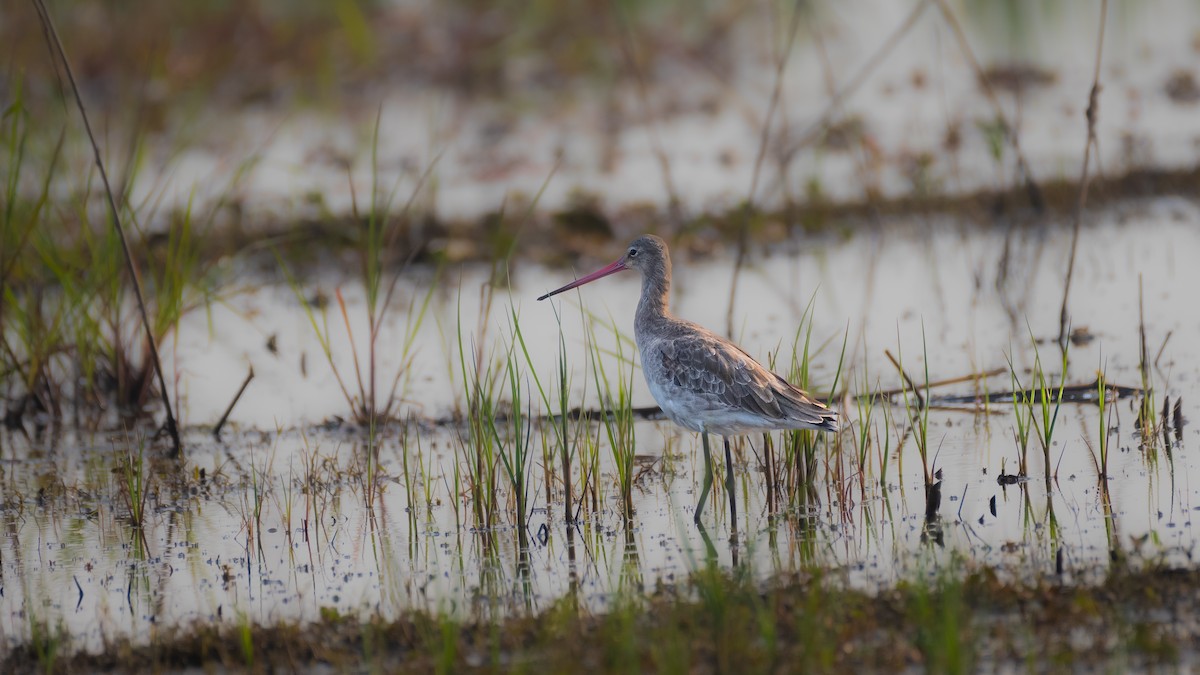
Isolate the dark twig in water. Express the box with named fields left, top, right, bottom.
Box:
left=214, top=367, right=255, bottom=440
left=1058, top=0, right=1109, bottom=349
left=932, top=380, right=1141, bottom=407
left=1162, top=395, right=1173, bottom=452
left=73, top=575, right=83, bottom=611
left=32, top=0, right=182, bottom=457
left=1174, top=398, right=1184, bottom=443
left=924, top=476, right=942, bottom=523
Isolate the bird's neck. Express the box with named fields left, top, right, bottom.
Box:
left=635, top=268, right=670, bottom=327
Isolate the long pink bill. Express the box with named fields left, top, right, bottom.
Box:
left=537, top=259, right=628, bottom=301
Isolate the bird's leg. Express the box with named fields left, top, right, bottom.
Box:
left=694, top=433, right=714, bottom=523
left=695, top=519, right=717, bottom=564
left=724, top=437, right=738, bottom=536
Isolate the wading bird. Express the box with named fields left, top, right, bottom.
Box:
left=538, top=235, right=838, bottom=526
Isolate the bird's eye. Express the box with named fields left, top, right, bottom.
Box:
left=628, top=248, right=638, bottom=257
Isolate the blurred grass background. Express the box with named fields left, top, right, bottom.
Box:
left=2, top=0, right=756, bottom=111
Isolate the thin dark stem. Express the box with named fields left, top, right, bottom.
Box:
left=335, top=289, right=368, bottom=420
left=1059, top=0, right=1108, bottom=349
left=32, top=0, right=181, bottom=456
left=213, top=367, right=255, bottom=440
left=728, top=0, right=804, bottom=338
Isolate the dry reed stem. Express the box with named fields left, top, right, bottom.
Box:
left=1058, top=0, right=1109, bottom=348
left=884, top=349, right=925, bottom=409
left=31, top=0, right=181, bottom=456
left=213, top=367, right=255, bottom=440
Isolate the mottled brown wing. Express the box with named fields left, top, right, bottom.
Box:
left=655, top=329, right=790, bottom=422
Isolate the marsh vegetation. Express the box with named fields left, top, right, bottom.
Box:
left=3, top=0, right=1200, bottom=672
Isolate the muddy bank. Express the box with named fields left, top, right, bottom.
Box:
left=6, top=562, right=1193, bottom=673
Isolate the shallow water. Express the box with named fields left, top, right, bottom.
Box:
left=3, top=198, right=1199, bottom=652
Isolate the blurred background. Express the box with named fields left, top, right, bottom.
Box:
left=6, top=0, right=1198, bottom=259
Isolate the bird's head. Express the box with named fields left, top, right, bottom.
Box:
left=537, top=234, right=670, bottom=301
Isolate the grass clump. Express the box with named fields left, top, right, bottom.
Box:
left=513, top=302, right=583, bottom=525
left=0, top=73, right=222, bottom=440
left=456, top=306, right=502, bottom=532
left=118, top=437, right=152, bottom=532
left=493, top=315, right=535, bottom=549
left=277, top=117, right=437, bottom=427
left=587, top=316, right=637, bottom=521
